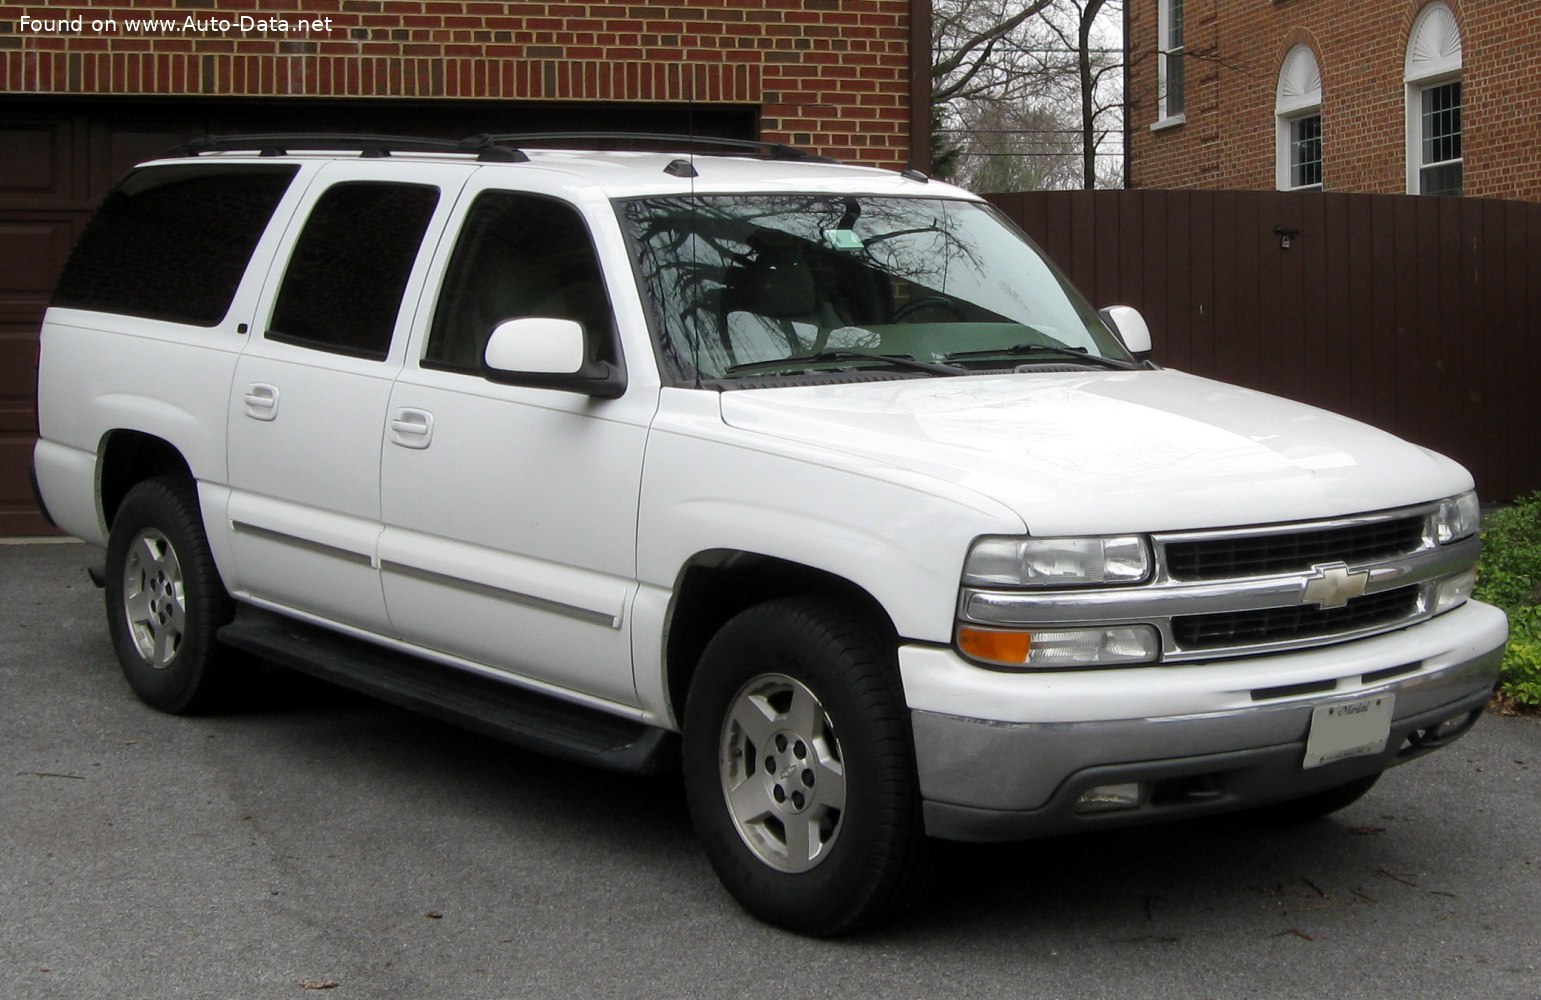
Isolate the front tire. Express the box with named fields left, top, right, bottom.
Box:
left=683, top=597, right=927, bottom=936
left=104, top=477, right=236, bottom=713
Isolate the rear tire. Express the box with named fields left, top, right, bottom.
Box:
left=683, top=597, right=927, bottom=936
left=104, top=477, right=236, bottom=713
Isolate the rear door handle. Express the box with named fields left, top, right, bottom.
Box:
left=389, top=408, right=434, bottom=449
left=243, top=384, right=279, bottom=421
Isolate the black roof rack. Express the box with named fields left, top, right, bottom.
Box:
left=475, top=132, right=839, bottom=163
left=170, top=131, right=842, bottom=169
left=172, top=133, right=527, bottom=163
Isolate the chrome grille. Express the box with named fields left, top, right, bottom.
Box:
left=1163, top=516, right=1425, bottom=581
left=1172, top=585, right=1421, bottom=649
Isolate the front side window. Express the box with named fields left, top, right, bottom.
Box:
left=53, top=164, right=298, bottom=326
left=425, top=191, right=616, bottom=373
left=621, top=195, right=1132, bottom=386
left=268, top=182, right=439, bottom=360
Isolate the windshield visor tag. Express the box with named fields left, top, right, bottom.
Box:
left=1300, top=562, right=1370, bottom=609
left=823, top=228, right=863, bottom=251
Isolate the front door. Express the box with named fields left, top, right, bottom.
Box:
left=378, top=181, right=651, bottom=707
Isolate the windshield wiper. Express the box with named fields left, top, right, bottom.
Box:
left=725, top=350, right=964, bottom=377
left=943, top=343, right=1136, bottom=370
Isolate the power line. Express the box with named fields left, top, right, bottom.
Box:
left=934, top=46, right=1124, bottom=55
left=955, top=150, right=1123, bottom=157
left=938, top=128, right=1107, bottom=135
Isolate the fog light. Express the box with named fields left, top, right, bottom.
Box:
left=1409, top=710, right=1479, bottom=749
left=1430, top=714, right=1471, bottom=739
left=1075, top=783, right=1144, bottom=814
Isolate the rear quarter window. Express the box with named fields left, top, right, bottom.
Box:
left=51, top=163, right=299, bottom=327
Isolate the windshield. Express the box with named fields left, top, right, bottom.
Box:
left=619, top=194, right=1131, bottom=385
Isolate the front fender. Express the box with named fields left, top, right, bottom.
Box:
left=637, top=390, right=1024, bottom=644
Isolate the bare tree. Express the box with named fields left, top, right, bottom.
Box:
left=932, top=0, right=1057, bottom=107
left=931, top=0, right=1056, bottom=178
left=948, top=101, right=1081, bottom=192
left=1040, top=0, right=1122, bottom=188
left=932, top=0, right=1124, bottom=191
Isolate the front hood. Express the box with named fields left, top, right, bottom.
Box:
left=718, top=370, right=1472, bottom=536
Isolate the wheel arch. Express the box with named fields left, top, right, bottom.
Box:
left=662, top=550, right=899, bottom=724
left=98, top=430, right=196, bottom=532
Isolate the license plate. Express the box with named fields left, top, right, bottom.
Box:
left=1303, top=694, right=1394, bottom=769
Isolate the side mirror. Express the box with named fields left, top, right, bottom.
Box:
left=481, top=317, right=626, bottom=399
left=1098, top=305, right=1153, bottom=362
left=485, top=317, right=585, bottom=375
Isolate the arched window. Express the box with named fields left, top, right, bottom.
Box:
left=1276, top=44, right=1323, bottom=191
left=1405, top=1, right=1462, bottom=195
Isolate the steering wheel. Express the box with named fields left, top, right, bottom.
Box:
left=892, top=296, right=967, bottom=322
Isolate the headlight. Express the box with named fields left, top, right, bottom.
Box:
left=963, top=535, right=1151, bottom=588
left=1433, top=491, right=1480, bottom=544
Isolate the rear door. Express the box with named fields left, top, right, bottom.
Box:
left=224, top=160, right=472, bottom=632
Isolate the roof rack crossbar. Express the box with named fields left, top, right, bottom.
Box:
left=172, top=133, right=527, bottom=163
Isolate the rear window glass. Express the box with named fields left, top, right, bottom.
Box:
left=52, top=164, right=298, bottom=327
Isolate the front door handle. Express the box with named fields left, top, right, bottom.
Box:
left=243, top=384, right=279, bottom=421
left=389, top=408, right=434, bottom=449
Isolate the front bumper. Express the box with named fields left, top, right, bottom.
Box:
left=902, top=600, right=1507, bottom=842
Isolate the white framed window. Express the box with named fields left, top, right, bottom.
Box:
left=1405, top=2, right=1462, bottom=195
left=1154, top=0, right=1186, bottom=128
left=1417, top=80, right=1462, bottom=195
left=1275, top=44, right=1323, bottom=191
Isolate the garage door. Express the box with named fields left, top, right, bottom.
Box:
left=0, top=97, right=754, bottom=535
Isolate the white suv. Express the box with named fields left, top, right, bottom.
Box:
left=32, top=134, right=1508, bottom=935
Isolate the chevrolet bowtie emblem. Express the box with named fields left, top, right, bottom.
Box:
left=1301, top=562, right=1370, bottom=609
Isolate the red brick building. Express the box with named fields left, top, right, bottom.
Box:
left=3, top=0, right=928, bottom=164
left=0, top=0, right=930, bottom=533
left=1126, top=0, right=1541, bottom=200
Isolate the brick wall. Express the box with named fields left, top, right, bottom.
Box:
left=1127, top=0, right=1541, bottom=201
left=1, top=0, right=920, bottom=167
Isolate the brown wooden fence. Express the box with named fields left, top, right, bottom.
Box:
left=986, top=190, right=1541, bottom=501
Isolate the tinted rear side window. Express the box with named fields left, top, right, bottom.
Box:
left=267, top=182, right=440, bottom=361
left=52, top=164, right=298, bottom=327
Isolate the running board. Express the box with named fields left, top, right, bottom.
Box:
left=218, top=609, right=675, bottom=775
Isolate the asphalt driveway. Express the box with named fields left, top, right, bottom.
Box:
left=3, top=540, right=1538, bottom=999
